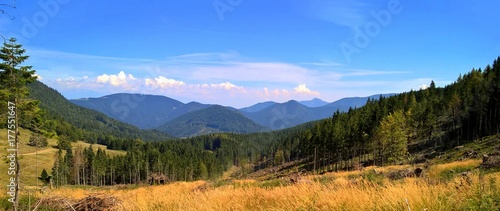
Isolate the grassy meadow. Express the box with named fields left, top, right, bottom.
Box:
left=0, top=129, right=125, bottom=188
left=1, top=129, right=498, bottom=210
left=3, top=159, right=497, bottom=211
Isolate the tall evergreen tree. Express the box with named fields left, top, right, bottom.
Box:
left=0, top=38, right=37, bottom=209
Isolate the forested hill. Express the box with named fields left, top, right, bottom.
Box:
left=27, top=81, right=172, bottom=142
left=20, top=57, right=500, bottom=187
left=71, top=93, right=184, bottom=129
left=156, top=105, right=269, bottom=137
left=279, top=56, right=500, bottom=172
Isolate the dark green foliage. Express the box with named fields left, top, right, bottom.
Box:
left=6, top=48, right=500, bottom=188
left=38, top=169, right=50, bottom=185
left=0, top=38, right=36, bottom=99
left=44, top=56, right=500, bottom=188
left=274, top=149, right=285, bottom=166
left=56, top=135, right=72, bottom=150
left=0, top=38, right=43, bottom=131
left=287, top=57, right=500, bottom=173
left=242, top=94, right=393, bottom=130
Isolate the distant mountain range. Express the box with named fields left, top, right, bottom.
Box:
left=71, top=93, right=394, bottom=137
left=299, top=98, right=329, bottom=107
left=28, top=81, right=172, bottom=141
left=240, top=101, right=276, bottom=113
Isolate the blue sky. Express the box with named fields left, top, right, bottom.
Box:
left=1, top=0, right=499, bottom=108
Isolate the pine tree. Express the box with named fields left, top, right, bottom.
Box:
left=38, top=169, right=50, bottom=185
left=0, top=37, right=37, bottom=209
left=274, top=149, right=285, bottom=166
left=373, top=110, right=409, bottom=165
left=198, top=162, right=208, bottom=180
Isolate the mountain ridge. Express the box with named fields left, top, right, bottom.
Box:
left=156, top=105, right=269, bottom=137
left=70, top=93, right=395, bottom=135
left=299, top=98, right=329, bottom=107
left=28, top=81, right=172, bottom=142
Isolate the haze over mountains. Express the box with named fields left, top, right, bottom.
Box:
left=71, top=93, right=393, bottom=137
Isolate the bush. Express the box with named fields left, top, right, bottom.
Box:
left=363, top=169, right=385, bottom=185
left=28, top=133, right=48, bottom=147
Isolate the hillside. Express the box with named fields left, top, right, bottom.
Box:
left=241, top=94, right=392, bottom=130
left=243, top=100, right=318, bottom=130
left=0, top=128, right=126, bottom=188
left=15, top=157, right=500, bottom=210
left=320, top=94, right=395, bottom=110
left=71, top=92, right=392, bottom=132
left=157, top=105, right=269, bottom=137
left=71, top=94, right=184, bottom=129
left=71, top=94, right=214, bottom=129
left=27, top=81, right=172, bottom=142
left=240, top=101, right=277, bottom=113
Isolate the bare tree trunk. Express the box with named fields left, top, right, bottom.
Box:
left=313, top=147, right=317, bottom=174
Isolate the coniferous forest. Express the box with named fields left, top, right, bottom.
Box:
left=2, top=37, right=497, bottom=187
left=47, top=56, right=500, bottom=186
left=1, top=1, right=500, bottom=209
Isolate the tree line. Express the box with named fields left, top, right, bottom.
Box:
left=2, top=38, right=499, bottom=187
left=282, top=57, right=500, bottom=173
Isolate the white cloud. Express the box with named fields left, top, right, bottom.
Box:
left=33, top=73, right=43, bottom=80
left=419, top=84, right=429, bottom=90
left=96, top=71, right=137, bottom=87
left=55, top=76, right=90, bottom=89
left=145, top=76, right=185, bottom=89
left=205, top=82, right=245, bottom=91
left=294, top=84, right=320, bottom=95
left=31, top=48, right=436, bottom=107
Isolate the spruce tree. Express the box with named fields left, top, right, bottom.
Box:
left=0, top=38, right=37, bottom=209
left=38, top=169, right=50, bottom=185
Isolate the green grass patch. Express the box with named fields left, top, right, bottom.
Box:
left=259, top=179, right=286, bottom=189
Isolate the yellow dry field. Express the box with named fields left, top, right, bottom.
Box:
left=0, top=128, right=126, bottom=187
left=36, top=160, right=499, bottom=211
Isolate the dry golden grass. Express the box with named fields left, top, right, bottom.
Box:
left=0, top=129, right=126, bottom=188
left=73, top=141, right=126, bottom=157
left=37, top=160, right=499, bottom=211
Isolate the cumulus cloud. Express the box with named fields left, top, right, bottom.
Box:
left=204, top=82, right=245, bottom=91
left=96, top=71, right=137, bottom=87
left=294, top=84, right=320, bottom=95
left=261, top=87, right=289, bottom=99
left=145, top=76, right=185, bottom=88
left=419, top=84, right=429, bottom=90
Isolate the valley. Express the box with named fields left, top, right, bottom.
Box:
left=0, top=2, right=499, bottom=210
left=71, top=92, right=391, bottom=136
left=0, top=56, right=499, bottom=210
